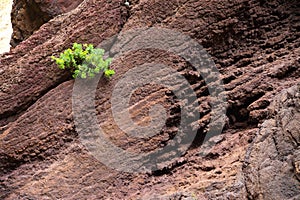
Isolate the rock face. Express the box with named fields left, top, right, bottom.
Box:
left=0, top=0, right=299, bottom=199
left=10, top=0, right=84, bottom=46
left=244, top=84, right=300, bottom=200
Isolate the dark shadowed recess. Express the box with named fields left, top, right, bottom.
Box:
left=10, top=0, right=84, bottom=46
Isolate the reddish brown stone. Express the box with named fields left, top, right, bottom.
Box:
left=0, top=0, right=299, bottom=199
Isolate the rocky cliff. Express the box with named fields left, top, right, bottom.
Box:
left=0, top=0, right=299, bottom=199
left=10, top=0, right=84, bottom=46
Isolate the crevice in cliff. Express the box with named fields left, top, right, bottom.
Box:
left=10, top=0, right=84, bottom=47
left=227, top=91, right=266, bottom=128
left=10, top=0, right=52, bottom=47
left=150, top=158, right=187, bottom=176
left=242, top=133, right=257, bottom=200
left=0, top=153, right=24, bottom=176
left=103, top=1, right=132, bottom=56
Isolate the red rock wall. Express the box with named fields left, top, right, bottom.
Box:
left=10, top=0, right=84, bottom=46
left=0, top=0, right=299, bottom=199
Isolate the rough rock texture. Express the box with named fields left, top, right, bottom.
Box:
left=0, top=0, right=299, bottom=199
left=10, top=0, right=84, bottom=46
left=244, top=84, right=300, bottom=200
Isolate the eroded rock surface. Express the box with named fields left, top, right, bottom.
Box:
left=0, top=0, right=299, bottom=199
left=10, top=0, right=84, bottom=46
left=244, top=84, right=300, bottom=200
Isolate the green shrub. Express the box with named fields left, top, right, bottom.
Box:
left=51, top=43, right=115, bottom=79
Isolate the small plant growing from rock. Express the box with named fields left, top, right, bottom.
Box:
left=51, top=43, right=115, bottom=79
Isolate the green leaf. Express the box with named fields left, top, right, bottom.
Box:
left=81, top=72, right=87, bottom=79
left=105, top=58, right=112, bottom=65
left=52, top=43, right=115, bottom=79
left=74, top=69, right=80, bottom=76
left=72, top=73, right=78, bottom=78
left=73, top=43, right=82, bottom=51
left=51, top=55, right=57, bottom=61
left=85, top=44, right=94, bottom=53
left=88, top=71, right=95, bottom=78
left=104, top=69, right=115, bottom=78
left=94, top=66, right=101, bottom=73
